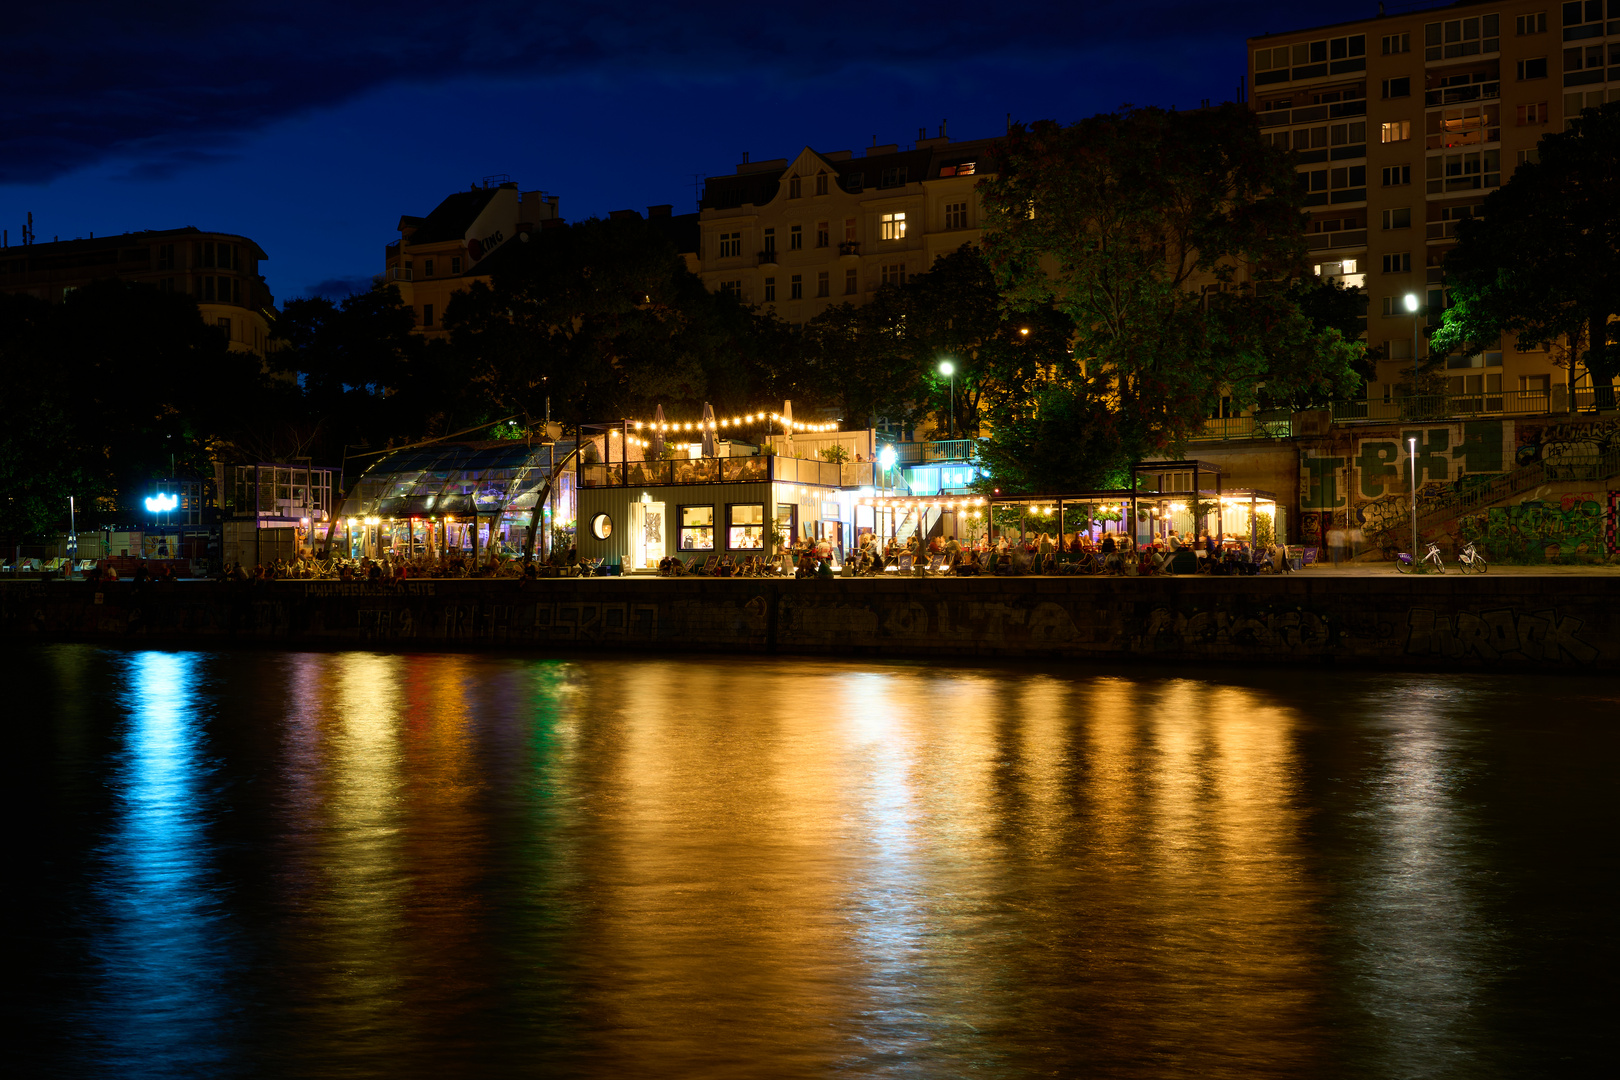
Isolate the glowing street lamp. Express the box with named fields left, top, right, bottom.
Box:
left=1404, top=292, right=1422, bottom=372
left=938, top=359, right=956, bottom=440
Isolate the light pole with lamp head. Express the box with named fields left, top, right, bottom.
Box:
left=1408, top=436, right=1419, bottom=566
left=879, top=444, right=898, bottom=542
left=938, top=360, right=955, bottom=440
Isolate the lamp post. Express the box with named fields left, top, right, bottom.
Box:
left=938, top=360, right=955, bottom=440
left=879, top=444, right=898, bottom=541
left=1404, top=292, right=1421, bottom=386
left=1408, top=436, right=1419, bottom=567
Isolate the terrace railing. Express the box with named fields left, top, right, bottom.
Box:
left=578, top=456, right=885, bottom=489
left=891, top=439, right=978, bottom=464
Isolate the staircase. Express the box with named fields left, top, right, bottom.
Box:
left=1416, top=446, right=1620, bottom=534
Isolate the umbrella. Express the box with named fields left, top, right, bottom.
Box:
left=780, top=399, right=793, bottom=454
left=700, top=402, right=717, bottom=458
left=650, top=404, right=666, bottom=461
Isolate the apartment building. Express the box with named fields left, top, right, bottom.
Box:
left=1249, top=0, right=1619, bottom=406
left=384, top=181, right=562, bottom=339
left=691, top=129, right=995, bottom=323
left=0, top=227, right=274, bottom=354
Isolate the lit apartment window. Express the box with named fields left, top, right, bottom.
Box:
left=1424, top=14, right=1499, bottom=61
left=1382, top=253, right=1412, bottom=273
left=1516, top=12, right=1547, bottom=34
left=1516, top=57, right=1548, bottom=80
left=1381, top=120, right=1411, bottom=142
left=789, top=175, right=802, bottom=198
left=1381, top=207, right=1413, bottom=229
left=815, top=171, right=829, bottom=196
left=790, top=274, right=802, bottom=300
left=817, top=270, right=830, bottom=298
left=719, top=232, right=741, bottom=257
left=880, top=212, right=907, bottom=240
left=424, top=259, right=434, bottom=277
left=790, top=224, right=803, bottom=250
left=422, top=304, right=434, bottom=327
left=944, top=202, right=967, bottom=229
left=451, top=257, right=462, bottom=274
left=816, top=222, right=829, bottom=248
left=1382, top=77, right=1410, bottom=98
left=764, top=277, right=776, bottom=302
left=845, top=268, right=858, bottom=295
left=938, top=161, right=976, bottom=177
left=1381, top=32, right=1411, bottom=54
left=1516, top=102, right=1549, bottom=125
left=1382, top=164, right=1412, bottom=186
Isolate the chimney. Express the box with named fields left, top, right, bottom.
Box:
left=647, top=204, right=673, bottom=218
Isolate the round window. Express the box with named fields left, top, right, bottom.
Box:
left=589, top=513, right=613, bottom=540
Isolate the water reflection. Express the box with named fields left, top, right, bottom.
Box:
left=87, top=651, right=236, bottom=1077
left=17, top=649, right=1613, bottom=1079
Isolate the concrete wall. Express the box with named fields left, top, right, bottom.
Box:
left=6, top=576, right=1616, bottom=671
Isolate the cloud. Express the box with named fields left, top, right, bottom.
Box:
left=3, top=1, right=1365, bottom=184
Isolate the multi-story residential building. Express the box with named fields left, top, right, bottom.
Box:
left=1249, top=0, right=1619, bottom=408
left=690, top=129, right=996, bottom=323
left=0, top=227, right=275, bottom=354
left=385, top=180, right=562, bottom=339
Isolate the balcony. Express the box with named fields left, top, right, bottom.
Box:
left=838, top=241, right=861, bottom=260
left=1306, top=229, right=1368, bottom=251
left=1425, top=82, right=1499, bottom=107
left=389, top=266, right=412, bottom=281
left=1330, top=387, right=1607, bottom=422
left=758, top=249, right=779, bottom=268
left=578, top=455, right=883, bottom=489
left=1189, top=415, right=1293, bottom=442
left=891, top=439, right=977, bottom=465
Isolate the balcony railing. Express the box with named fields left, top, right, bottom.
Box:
left=1306, top=229, right=1368, bottom=250
left=1189, top=416, right=1294, bottom=441
left=1425, top=82, right=1499, bottom=107
left=891, top=439, right=977, bottom=464
left=1330, top=387, right=1608, bottom=422
left=578, top=456, right=885, bottom=489
left=389, top=266, right=412, bottom=281
left=838, top=241, right=861, bottom=257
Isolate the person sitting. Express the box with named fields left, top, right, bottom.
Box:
left=1100, top=533, right=1117, bottom=571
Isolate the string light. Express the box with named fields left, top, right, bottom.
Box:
left=622, top=409, right=841, bottom=433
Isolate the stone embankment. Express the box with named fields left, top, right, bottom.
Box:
left=5, top=575, right=1617, bottom=671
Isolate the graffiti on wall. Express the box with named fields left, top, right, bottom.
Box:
left=1456, top=492, right=1614, bottom=560
left=1516, top=416, right=1620, bottom=470
left=1405, top=607, right=1599, bottom=664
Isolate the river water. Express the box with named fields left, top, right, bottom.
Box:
left=13, top=645, right=1617, bottom=1078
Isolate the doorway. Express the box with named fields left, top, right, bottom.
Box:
left=629, top=500, right=666, bottom=569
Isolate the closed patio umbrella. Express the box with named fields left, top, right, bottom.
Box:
left=701, top=402, right=717, bottom=458
left=650, top=404, right=666, bottom=461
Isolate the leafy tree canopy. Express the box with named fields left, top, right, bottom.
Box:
left=1428, top=100, right=1620, bottom=398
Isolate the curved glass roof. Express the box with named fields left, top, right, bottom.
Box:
left=338, top=440, right=575, bottom=520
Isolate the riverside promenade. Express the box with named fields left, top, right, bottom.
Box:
left=5, top=569, right=1618, bottom=672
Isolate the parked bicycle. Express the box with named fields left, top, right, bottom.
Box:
left=1395, top=542, right=1445, bottom=574
left=1455, top=541, right=1488, bottom=573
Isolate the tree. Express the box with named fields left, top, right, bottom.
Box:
left=1428, top=101, right=1620, bottom=407
left=978, top=105, right=1361, bottom=486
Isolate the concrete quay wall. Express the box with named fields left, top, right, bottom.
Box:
left=4, top=576, right=1617, bottom=672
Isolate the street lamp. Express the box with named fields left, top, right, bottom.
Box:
left=1408, top=436, right=1419, bottom=567
left=938, top=360, right=956, bottom=440
left=1404, top=292, right=1421, bottom=374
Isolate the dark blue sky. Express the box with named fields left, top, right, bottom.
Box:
left=3, top=1, right=1372, bottom=304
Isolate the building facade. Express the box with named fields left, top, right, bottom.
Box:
left=384, top=181, right=562, bottom=339
left=0, top=227, right=275, bottom=354
left=1249, top=0, right=1619, bottom=407
left=691, top=131, right=995, bottom=323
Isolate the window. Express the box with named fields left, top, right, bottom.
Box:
left=763, top=227, right=776, bottom=253
left=844, top=218, right=857, bottom=242
left=1516, top=101, right=1550, bottom=124
left=815, top=171, right=829, bottom=196
left=679, top=505, right=715, bottom=550
left=1381, top=32, right=1411, bottom=54
left=880, top=212, right=907, bottom=240
left=422, top=303, right=434, bottom=327
left=424, top=259, right=434, bottom=277
left=775, top=503, right=797, bottom=546
left=1520, top=374, right=1550, bottom=393
left=1516, top=147, right=1541, bottom=167
left=1382, top=253, right=1412, bottom=273
left=1382, top=164, right=1412, bottom=186
left=1563, top=42, right=1607, bottom=80
left=719, top=280, right=742, bottom=297
left=816, top=271, right=829, bottom=298
left=790, top=274, right=802, bottom=300
left=1424, top=14, right=1500, bottom=61
left=1427, top=103, right=1500, bottom=149
left=1562, top=0, right=1607, bottom=39
left=789, top=175, right=802, bottom=199
left=451, top=256, right=462, bottom=274
left=217, top=317, right=232, bottom=339
left=1381, top=120, right=1411, bottom=142
left=764, top=277, right=776, bottom=302
left=790, top=224, right=803, bottom=250
left=1427, top=149, right=1501, bottom=193
left=156, top=244, right=174, bottom=270
left=944, top=202, right=967, bottom=229
left=845, top=268, right=858, bottom=295
left=1382, top=207, right=1413, bottom=229
left=719, top=232, right=742, bottom=257
left=1517, top=57, right=1548, bottom=79
left=727, top=504, right=764, bottom=549
left=1253, top=34, right=1366, bottom=83
left=881, top=263, right=906, bottom=286
left=1298, top=164, right=1365, bottom=205
left=879, top=166, right=908, bottom=188
left=159, top=277, right=174, bottom=292
left=1517, top=12, right=1547, bottom=34
left=1382, top=77, right=1411, bottom=98
left=846, top=172, right=863, bottom=193
left=938, top=161, right=976, bottom=177
left=203, top=276, right=216, bottom=301
left=816, top=221, right=829, bottom=248
left=201, top=242, right=216, bottom=268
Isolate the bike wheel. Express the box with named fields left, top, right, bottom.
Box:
left=1473, top=557, right=1488, bottom=574
left=1395, top=558, right=1411, bottom=574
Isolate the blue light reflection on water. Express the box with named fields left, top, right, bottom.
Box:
left=84, top=651, right=238, bottom=1077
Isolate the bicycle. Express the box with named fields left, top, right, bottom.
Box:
left=1395, top=542, right=1445, bottom=574
left=1455, top=541, right=1488, bottom=574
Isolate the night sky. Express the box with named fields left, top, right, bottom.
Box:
left=5, top=1, right=1371, bottom=304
